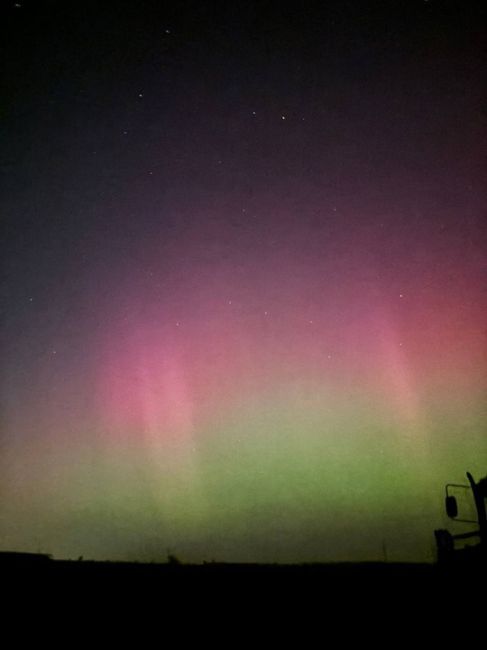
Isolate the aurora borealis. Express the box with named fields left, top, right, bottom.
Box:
left=1, top=1, right=486, bottom=563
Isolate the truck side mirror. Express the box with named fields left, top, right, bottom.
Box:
left=446, top=495, right=458, bottom=518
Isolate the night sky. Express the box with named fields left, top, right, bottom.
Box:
left=1, top=0, right=486, bottom=563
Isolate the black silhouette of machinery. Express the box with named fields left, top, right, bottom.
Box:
left=434, top=471, right=487, bottom=564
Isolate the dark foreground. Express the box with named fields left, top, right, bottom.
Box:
left=2, top=552, right=485, bottom=632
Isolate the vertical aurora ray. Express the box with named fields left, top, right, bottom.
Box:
left=99, top=321, right=196, bottom=450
